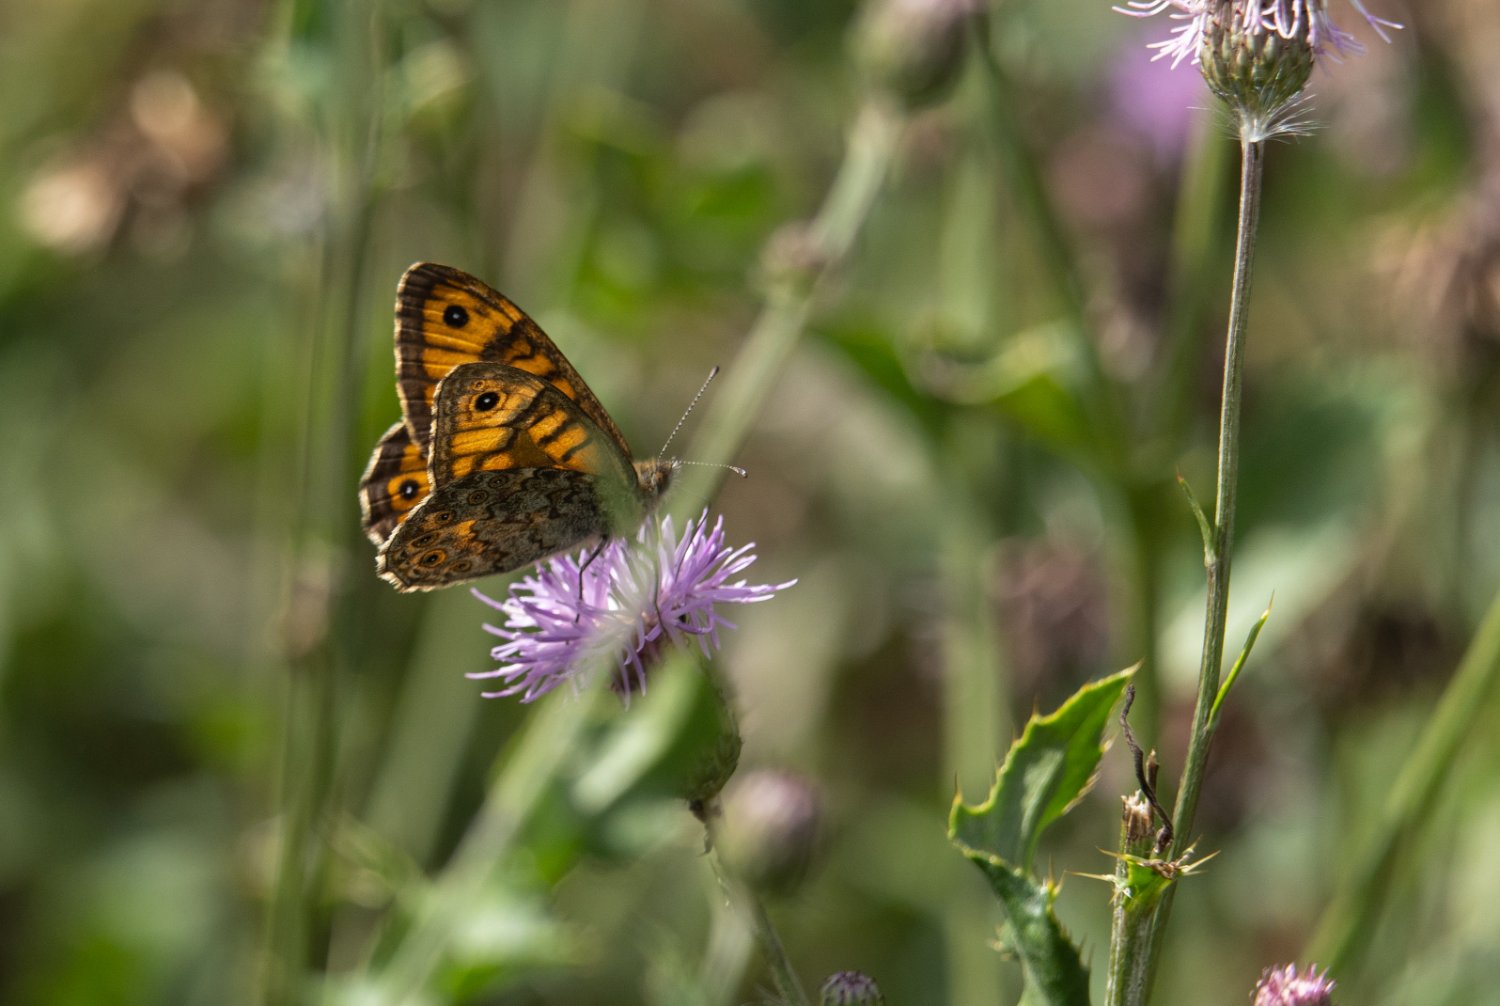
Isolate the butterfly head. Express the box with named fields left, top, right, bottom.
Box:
left=635, top=457, right=679, bottom=501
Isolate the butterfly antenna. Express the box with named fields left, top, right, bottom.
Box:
left=678, top=459, right=748, bottom=478
left=658, top=365, right=720, bottom=458
left=657, top=365, right=750, bottom=479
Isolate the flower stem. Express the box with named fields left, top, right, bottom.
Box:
left=675, top=98, right=903, bottom=507
left=1115, top=135, right=1265, bottom=1006
left=1172, top=136, right=1263, bottom=858
left=703, top=813, right=808, bottom=1006
left=747, top=885, right=811, bottom=1006
left=364, top=670, right=606, bottom=1000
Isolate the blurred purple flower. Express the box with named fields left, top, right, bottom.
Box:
left=469, top=511, right=794, bottom=702
left=1252, top=963, right=1336, bottom=1006
left=1115, top=1, right=1400, bottom=68
left=1109, top=30, right=1209, bottom=160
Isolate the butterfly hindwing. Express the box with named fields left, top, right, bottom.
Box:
left=358, top=422, right=431, bottom=546
left=376, top=468, right=611, bottom=591
left=394, top=262, right=630, bottom=454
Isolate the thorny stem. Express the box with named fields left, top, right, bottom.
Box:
left=1121, top=137, right=1265, bottom=1006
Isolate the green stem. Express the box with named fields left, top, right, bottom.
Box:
left=1104, top=798, right=1167, bottom=1006
left=1309, top=584, right=1500, bottom=975
left=1114, top=136, right=1265, bottom=1006
left=1172, top=137, right=1262, bottom=856
left=366, top=673, right=605, bottom=1000
left=747, top=886, right=810, bottom=1006
left=261, top=6, right=386, bottom=999
left=674, top=98, right=903, bottom=508
left=968, top=15, right=1123, bottom=468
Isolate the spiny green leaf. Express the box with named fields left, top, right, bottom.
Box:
left=950, top=667, right=1133, bottom=871
left=973, top=859, right=1090, bottom=1006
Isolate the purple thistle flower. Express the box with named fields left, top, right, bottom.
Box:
left=469, top=511, right=794, bottom=702
left=1251, top=963, right=1336, bottom=1006
left=1115, top=1, right=1400, bottom=68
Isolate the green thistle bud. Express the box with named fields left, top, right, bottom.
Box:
left=717, top=770, right=822, bottom=895
left=1197, top=2, right=1314, bottom=122
left=855, top=0, right=980, bottom=109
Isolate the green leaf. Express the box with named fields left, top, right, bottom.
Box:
left=980, top=323, right=1098, bottom=464
left=950, top=667, right=1133, bottom=871
left=1176, top=471, right=1214, bottom=564
left=972, top=859, right=1091, bottom=1006
left=948, top=668, right=1134, bottom=1006
left=1209, top=595, right=1273, bottom=731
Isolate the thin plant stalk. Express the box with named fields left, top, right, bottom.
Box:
left=362, top=666, right=609, bottom=1000
left=747, top=882, right=811, bottom=1006
left=1105, top=136, right=1266, bottom=1006
left=971, top=18, right=1168, bottom=739
left=676, top=97, right=903, bottom=507
left=1310, top=584, right=1500, bottom=976
left=1172, top=137, right=1263, bottom=858
left=261, top=4, right=387, bottom=1000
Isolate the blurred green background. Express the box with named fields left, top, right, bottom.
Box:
left=3, top=0, right=1497, bottom=1003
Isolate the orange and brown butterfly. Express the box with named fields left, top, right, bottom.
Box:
left=358, top=262, right=675, bottom=592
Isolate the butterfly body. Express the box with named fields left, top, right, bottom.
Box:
left=361, top=264, right=672, bottom=592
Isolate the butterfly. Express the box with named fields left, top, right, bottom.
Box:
left=359, top=263, right=675, bottom=592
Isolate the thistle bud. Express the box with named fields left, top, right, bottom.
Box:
left=1115, top=2, right=1402, bottom=140
left=820, top=970, right=885, bottom=1006
left=1197, top=3, right=1313, bottom=124
left=716, top=770, right=822, bottom=895
left=855, top=0, right=980, bottom=109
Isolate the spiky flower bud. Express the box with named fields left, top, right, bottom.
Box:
left=1115, top=2, right=1402, bottom=139
left=1197, top=3, right=1314, bottom=123
left=820, top=970, right=885, bottom=1006
left=1120, top=792, right=1157, bottom=856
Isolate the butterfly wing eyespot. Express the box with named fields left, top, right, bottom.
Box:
left=428, top=362, right=641, bottom=491
left=377, top=468, right=614, bottom=592
left=359, top=422, right=430, bottom=546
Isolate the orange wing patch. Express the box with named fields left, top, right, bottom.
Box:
left=393, top=263, right=624, bottom=454
left=358, top=422, right=432, bottom=545
left=428, top=363, right=621, bottom=486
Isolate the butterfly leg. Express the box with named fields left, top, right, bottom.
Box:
left=574, top=538, right=611, bottom=618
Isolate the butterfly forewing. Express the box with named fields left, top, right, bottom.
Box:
left=394, top=263, right=630, bottom=454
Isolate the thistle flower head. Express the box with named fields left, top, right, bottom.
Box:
left=1252, top=963, right=1336, bottom=1006
left=1115, top=1, right=1401, bottom=139
left=469, top=511, right=794, bottom=702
